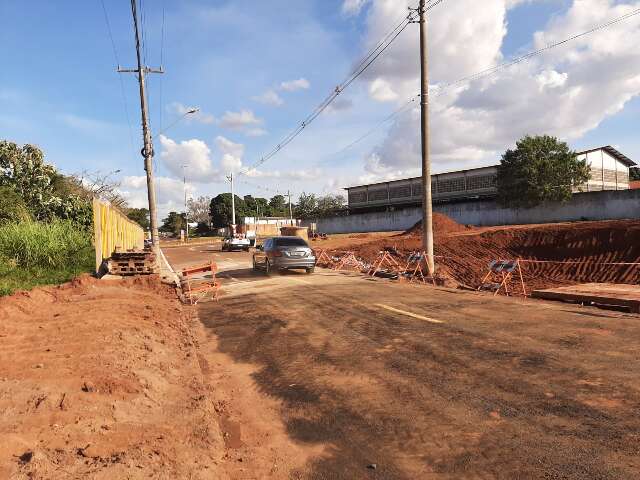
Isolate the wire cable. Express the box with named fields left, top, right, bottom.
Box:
left=318, top=6, right=640, bottom=163
left=99, top=0, right=136, bottom=164
left=242, top=6, right=422, bottom=176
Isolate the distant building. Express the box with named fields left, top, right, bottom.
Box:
left=346, top=146, right=636, bottom=212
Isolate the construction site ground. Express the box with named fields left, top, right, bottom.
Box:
left=2, top=218, right=639, bottom=479
left=162, top=239, right=640, bottom=479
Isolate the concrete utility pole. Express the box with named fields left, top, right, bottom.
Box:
left=182, top=164, right=189, bottom=241
left=287, top=190, right=293, bottom=224
left=119, top=0, right=163, bottom=253
left=228, top=173, right=236, bottom=234
left=419, top=0, right=435, bottom=274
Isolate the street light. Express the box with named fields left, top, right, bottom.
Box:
left=155, top=107, right=200, bottom=138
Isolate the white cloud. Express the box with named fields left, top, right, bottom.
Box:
left=253, top=89, right=284, bottom=107
left=342, top=0, right=370, bottom=16
left=357, top=0, right=640, bottom=179
left=159, top=135, right=218, bottom=181
left=245, top=128, right=268, bottom=137
left=280, top=78, right=311, bottom=92
left=369, top=78, right=399, bottom=102
left=218, top=109, right=263, bottom=131
left=242, top=166, right=323, bottom=181
left=120, top=175, right=197, bottom=219
left=215, top=136, right=244, bottom=173
left=167, top=102, right=215, bottom=124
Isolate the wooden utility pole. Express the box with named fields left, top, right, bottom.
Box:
left=419, top=0, right=435, bottom=274
left=119, top=0, right=163, bottom=252
left=287, top=190, right=293, bottom=223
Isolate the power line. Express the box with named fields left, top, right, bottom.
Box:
left=241, top=3, right=429, bottom=176
left=318, top=7, right=640, bottom=163
left=159, top=0, right=166, bottom=133
left=99, top=0, right=136, bottom=163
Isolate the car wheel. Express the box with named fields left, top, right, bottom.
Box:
left=306, top=266, right=315, bottom=274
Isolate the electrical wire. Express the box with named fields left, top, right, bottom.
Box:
left=240, top=4, right=428, bottom=176
left=317, top=6, right=640, bottom=163
left=158, top=0, right=166, bottom=134
left=99, top=0, right=136, bottom=164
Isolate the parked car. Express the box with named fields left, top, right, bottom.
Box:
left=221, top=236, right=250, bottom=252
left=253, top=236, right=316, bottom=274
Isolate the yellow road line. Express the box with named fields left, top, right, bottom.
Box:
left=374, top=304, right=444, bottom=324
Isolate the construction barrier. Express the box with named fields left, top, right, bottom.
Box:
left=92, top=198, right=144, bottom=272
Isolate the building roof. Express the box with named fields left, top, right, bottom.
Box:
left=344, top=145, right=635, bottom=190
left=579, top=146, right=636, bottom=167
left=344, top=164, right=496, bottom=190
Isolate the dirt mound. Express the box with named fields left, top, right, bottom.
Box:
left=0, top=276, right=225, bottom=479
left=404, top=213, right=471, bottom=236
left=331, top=220, right=640, bottom=291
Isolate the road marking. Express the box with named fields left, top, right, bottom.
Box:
left=374, top=304, right=444, bottom=324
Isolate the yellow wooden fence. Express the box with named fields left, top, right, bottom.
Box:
left=92, top=198, right=144, bottom=271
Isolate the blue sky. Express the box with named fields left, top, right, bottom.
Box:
left=2, top=0, right=639, bottom=216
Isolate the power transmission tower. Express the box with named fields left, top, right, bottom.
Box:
left=119, top=0, right=164, bottom=252
left=418, top=0, right=434, bottom=274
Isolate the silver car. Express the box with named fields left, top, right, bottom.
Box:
left=253, top=236, right=316, bottom=274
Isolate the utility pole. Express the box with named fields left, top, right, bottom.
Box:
left=182, top=164, right=188, bottom=241
left=227, top=173, right=236, bottom=234
left=119, top=0, right=163, bottom=253
left=287, top=190, right=293, bottom=224
left=419, top=0, right=435, bottom=274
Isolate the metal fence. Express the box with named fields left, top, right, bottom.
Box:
left=92, top=198, right=144, bottom=271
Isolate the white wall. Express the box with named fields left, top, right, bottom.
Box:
left=308, top=189, right=640, bottom=233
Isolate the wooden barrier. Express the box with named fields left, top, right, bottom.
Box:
left=92, top=198, right=145, bottom=272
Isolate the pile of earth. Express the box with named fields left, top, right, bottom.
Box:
left=404, top=213, right=473, bottom=236
left=329, top=219, right=640, bottom=291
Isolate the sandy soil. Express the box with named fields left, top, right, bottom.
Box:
left=0, top=275, right=309, bottom=479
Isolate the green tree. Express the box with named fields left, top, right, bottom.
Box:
left=126, top=208, right=150, bottom=230
left=316, top=194, right=346, bottom=217
left=497, top=135, right=591, bottom=208
left=0, top=186, right=31, bottom=224
left=294, top=192, right=318, bottom=219
left=209, top=194, right=247, bottom=229
left=630, top=167, right=640, bottom=182
left=160, top=211, right=186, bottom=235
left=268, top=195, right=287, bottom=216
left=0, top=140, right=92, bottom=227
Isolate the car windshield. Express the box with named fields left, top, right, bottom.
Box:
left=273, top=237, right=308, bottom=247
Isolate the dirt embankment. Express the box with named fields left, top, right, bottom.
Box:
left=0, top=276, right=224, bottom=479
left=328, top=217, right=640, bottom=290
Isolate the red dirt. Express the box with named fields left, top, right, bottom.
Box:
left=0, top=275, right=312, bottom=479
left=326, top=218, right=640, bottom=291
left=404, top=213, right=473, bottom=236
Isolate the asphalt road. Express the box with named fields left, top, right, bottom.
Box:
left=164, top=244, right=640, bottom=479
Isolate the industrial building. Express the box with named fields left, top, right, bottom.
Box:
left=346, top=146, right=636, bottom=212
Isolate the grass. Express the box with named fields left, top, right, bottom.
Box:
left=0, top=221, right=94, bottom=296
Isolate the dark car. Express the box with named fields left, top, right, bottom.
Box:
left=252, top=236, right=316, bottom=274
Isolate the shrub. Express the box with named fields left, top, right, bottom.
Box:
left=0, top=186, right=31, bottom=224
left=0, top=220, right=92, bottom=268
